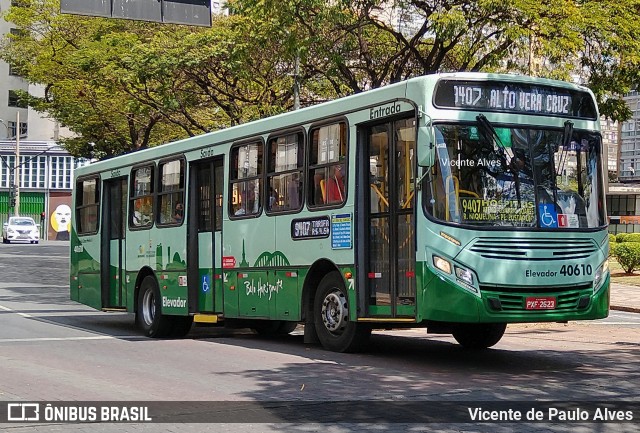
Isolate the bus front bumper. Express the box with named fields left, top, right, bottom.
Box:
left=421, top=271, right=610, bottom=323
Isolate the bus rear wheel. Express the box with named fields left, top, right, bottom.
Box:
left=313, top=272, right=370, bottom=352
left=136, top=276, right=173, bottom=338
left=451, top=323, right=506, bottom=349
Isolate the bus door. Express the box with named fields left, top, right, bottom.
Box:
left=359, top=117, right=417, bottom=317
left=100, top=177, right=127, bottom=309
left=187, top=157, right=224, bottom=314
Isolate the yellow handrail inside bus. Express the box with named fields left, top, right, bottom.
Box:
left=370, top=183, right=389, bottom=208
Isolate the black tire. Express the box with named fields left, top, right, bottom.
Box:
left=170, top=316, right=194, bottom=337
left=3, top=237, right=9, bottom=244
left=135, top=275, right=173, bottom=337
left=452, top=323, right=506, bottom=349
left=313, top=271, right=371, bottom=352
left=277, top=321, right=299, bottom=335
left=252, top=320, right=298, bottom=336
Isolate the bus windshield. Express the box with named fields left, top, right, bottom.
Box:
left=425, top=122, right=605, bottom=229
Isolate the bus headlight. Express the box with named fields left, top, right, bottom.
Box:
left=455, top=266, right=474, bottom=286
left=594, top=260, right=609, bottom=293
left=433, top=255, right=452, bottom=274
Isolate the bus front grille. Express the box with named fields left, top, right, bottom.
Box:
left=469, top=238, right=597, bottom=261
left=481, top=284, right=593, bottom=312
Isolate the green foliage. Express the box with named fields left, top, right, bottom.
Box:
left=611, top=242, right=640, bottom=274
left=615, top=233, right=640, bottom=243
left=0, top=0, right=322, bottom=157
left=2, top=0, right=640, bottom=156
left=609, top=233, right=617, bottom=245
left=616, top=233, right=630, bottom=243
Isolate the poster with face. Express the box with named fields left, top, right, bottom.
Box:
left=51, top=204, right=71, bottom=240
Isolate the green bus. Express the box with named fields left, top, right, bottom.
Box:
left=70, top=73, right=609, bottom=352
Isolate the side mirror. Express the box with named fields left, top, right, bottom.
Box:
left=417, top=124, right=436, bottom=167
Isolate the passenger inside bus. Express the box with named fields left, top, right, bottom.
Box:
left=174, top=203, right=184, bottom=223
left=326, top=164, right=345, bottom=203
left=268, top=187, right=279, bottom=211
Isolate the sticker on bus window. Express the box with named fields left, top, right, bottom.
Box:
left=291, top=216, right=330, bottom=240
left=331, top=213, right=352, bottom=249
left=460, top=198, right=535, bottom=223
left=558, top=213, right=579, bottom=228
left=222, top=256, right=236, bottom=268
left=539, top=204, right=558, bottom=228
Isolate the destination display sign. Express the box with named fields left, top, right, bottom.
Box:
left=433, top=79, right=597, bottom=120
left=291, top=216, right=330, bottom=240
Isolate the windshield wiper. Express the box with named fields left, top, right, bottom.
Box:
left=476, top=115, right=521, bottom=203
left=476, top=114, right=513, bottom=164
left=557, top=121, right=574, bottom=179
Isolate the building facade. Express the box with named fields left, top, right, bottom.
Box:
left=618, top=91, right=640, bottom=181
left=1, top=0, right=78, bottom=239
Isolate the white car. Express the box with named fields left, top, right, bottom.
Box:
left=2, top=216, right=40, bottom=244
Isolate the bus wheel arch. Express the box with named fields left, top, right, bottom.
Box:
left=310, top=270, right=371, bottom=352
left=134, top=271, right=173, bottom=338
left=133, top=267, right=156, bottom=317
left=301, top=260, right=337, bottom=323
left=451, top=323, right=506, bottom=349
left=301, top=260, right=340, bottom=345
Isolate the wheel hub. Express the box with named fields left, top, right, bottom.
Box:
left=321, top=290, right=348, bottom=333
left=142, top=289, right=156, bottom=326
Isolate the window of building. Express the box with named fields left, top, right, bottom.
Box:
left=7, top=121, right=27, bottom=138
left=75, top=177, right=100, bottom=235
left=19, top=155, right=46, bottom=188
left=130, top=165, right=154, bottom=228
left=8, top=90, right=27, bottom=108
left=157, top=159, right=185, bottom=225
left=1, top=155, right=16, bottom=188
left=607, top=195, right=639, bottom=216
left=308, top=122, right=348, bottom=207
left=266, top=131, right=304, bottom=213
left=230, top=141, right=263, bottom=217
left=49, top=156, right=73, bottom=189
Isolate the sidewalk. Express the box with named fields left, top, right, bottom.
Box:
left=610, top=283, right=640, bottom=313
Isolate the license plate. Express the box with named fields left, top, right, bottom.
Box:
left=525, top=296, right=556, bottom=310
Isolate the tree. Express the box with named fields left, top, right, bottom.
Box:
left=232, top=0, right=640, bottom=120
left=1, top=0, right=321, bottom=157
left=3, top=0, right=640, bottom=158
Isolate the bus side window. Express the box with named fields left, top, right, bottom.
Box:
left=308, top=122, right=348, bottom=207
left=130, top=165, right=154, bottom=229
left=75, top=177, right=100, bottom=235
left=157, top=159, right=185, bottom=226
left=266, top=132, right=304, bottom=213
left=230, top=142, right=263, bottom=217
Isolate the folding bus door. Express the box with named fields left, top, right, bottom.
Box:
left=187, top=157, right=224, bottom=314
left=359, top=117, right=417, bottom=318
left=100, top=177, right=127, bottom=309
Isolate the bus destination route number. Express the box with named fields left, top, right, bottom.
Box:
left=291, top=216, right=330, bottom=240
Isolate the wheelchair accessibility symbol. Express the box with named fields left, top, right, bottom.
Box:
left=538, top=204, right=558, bottom=228
left=202, top=275, right=211, bottom=292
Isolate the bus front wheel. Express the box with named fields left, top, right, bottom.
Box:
left=136, top=276, right=173, bottom=338
left=313, top=272, right=370, bottom=352
left=451, top=323, right=506, bottom=349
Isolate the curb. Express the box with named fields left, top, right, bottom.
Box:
left=611, top=305, right=640, bottom=314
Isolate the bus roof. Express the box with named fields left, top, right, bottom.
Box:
left=74, top=72, right=595, bottom=177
